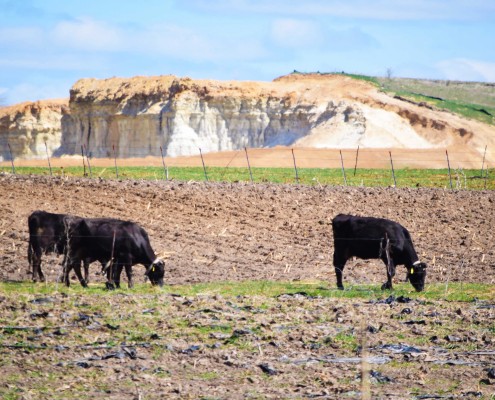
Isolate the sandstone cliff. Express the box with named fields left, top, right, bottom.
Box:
left=1, top=74, right=494, bottom=165
left=0, top=100, right=68, bottom=161
left=57, top=73, right=495, bottom=162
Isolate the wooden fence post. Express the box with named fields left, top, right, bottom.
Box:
left=84, top=145, right=92, bottom=178
left=199, top=148, right=209, bottom=181
left=389, top=151, right=397, bottom=187
left=291, top=148, right=299, bottom=184
left=81, top=145, right=86, bottom=176
left=160, top=146, right=169, bottom=180
left=44, top=141, right=52, bottom=176
left=481, top=145, right=487, bottom=177
left=113, top=144, right=119, bottom=179
left=446, top=150, right=453, bottom=189
left=339, top=150, right=347, bottom=186
left=7, top=143, right=15, bottom=174
left=353, top=145, right=359, bottom=176
left=244, top=147, right=254, bottom=183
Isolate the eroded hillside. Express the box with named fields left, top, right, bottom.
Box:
left=1, top=74, right=494, bottom=164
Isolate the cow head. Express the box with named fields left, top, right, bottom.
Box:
left=407, top=262, right=427, bottom=292
left=145, top=258, right=165, bottom=286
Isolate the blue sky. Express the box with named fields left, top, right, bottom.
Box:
left=1, top=0, right=494, bottom=105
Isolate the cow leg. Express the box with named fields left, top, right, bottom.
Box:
left=62, top=262, right=72, bottom=287
left=104, top=262, right=116, bottom=290
left=333, top=252, right=347, bottom=290
left=83, top=259, right=90, bottom=284
left=381, top=260, right=396, bottom=290
left=27, top=244, right=33, bottom=275
left=125, top=265, right=133, bottom=289
left=31, top=249, right=45, bottom=283
left=113, top=264, right=124, bottom=289
left=72, top=262, right=88, bottom=288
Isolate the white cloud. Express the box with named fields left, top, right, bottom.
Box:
left=436, top=58, right=495, bottom=82
left=0, top=27, right=44, bottom=47
left=45, top=18, right=267, bottom=63
left=271, top=19, right=322, bottom=49
left=127, top=23, right=267, bottom=62
left=51, top=17, right=124, bottom=51
left=134, top=24, right=215, bottom=60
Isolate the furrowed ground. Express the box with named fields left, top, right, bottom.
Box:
left=0, top=174, right=494, bottom=399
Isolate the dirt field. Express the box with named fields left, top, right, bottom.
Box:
left=1, top=174, right=494, bottom=399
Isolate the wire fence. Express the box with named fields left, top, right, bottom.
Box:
left=0, top=143, right=493, bottom=190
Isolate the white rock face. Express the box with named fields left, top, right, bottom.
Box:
left=0, top=101, right=67, bottom=161
left=6, top=74, right=486, bottom=162
left=60, top=82, right=365, bottom=158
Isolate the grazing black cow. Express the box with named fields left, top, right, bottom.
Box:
left=64, top=217, right=165, bottom=289
left=331, top=214, right=427, bottom=292
left=28, top=211, right=92, bottom=283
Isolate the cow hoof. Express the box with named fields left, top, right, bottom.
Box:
left=337, top=286, right=344, bottom=291
left=105, top=282, right=115, bottom=291
left=381, top=282, right=392, bottom=290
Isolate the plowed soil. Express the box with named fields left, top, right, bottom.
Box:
left=1, top=174, right=494, bottom=285
left=0, top=174, right=494, bottom=399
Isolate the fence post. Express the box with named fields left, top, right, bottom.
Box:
left=44, top=141, right=52, bottom=176
left=84, top=145, right=92, bottom=178
left=339, top=150, right=347, bottom=186
left=389, top=151, right=397, bottom=187
left=481, top=145, right=487, bottom=177
left=199, top=148, right=209, bottom=182
left=446, top=150, right=453, bottom=189
left=244, top=147, right=254, bottom=183
left=7, top=143, right=15, bottom=174
left=353, top=145, right=359, bottom=176
left=291, top=148, right=299, bottom=184
left=81, top=145, right=86, bottom=176
left=113, top=144, right=119, bottom=179
left=160, top=146, right=169, bottom=180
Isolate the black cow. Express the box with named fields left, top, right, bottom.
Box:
left=64, top=217, right=165, bottom=289
left=331, top=214, right=427, bottom=292
left=27, top=211, right=92, bottom=283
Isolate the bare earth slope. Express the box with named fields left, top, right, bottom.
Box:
left=1, top=174, right=493, bottom=286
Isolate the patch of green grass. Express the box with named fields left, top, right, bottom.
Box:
left=343, top=73, right=495, bottom=125
left=323, top=331, right=359, bottom=351
left=1, top=281, right=492, bottom=301
left=195, top=371, right=220, bottom=380
left=1, top=388, right=23, bottom=400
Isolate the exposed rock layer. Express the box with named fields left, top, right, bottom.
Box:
left=0, top=100, right=68, bottom=161
left=1, top=74, right=494, bottom=163
left=58, top=74, right=495, bottom=162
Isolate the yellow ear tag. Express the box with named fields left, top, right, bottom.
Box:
left=152, top=266, right=155, bottom=272
left=410, top=268, right=414, bottom=274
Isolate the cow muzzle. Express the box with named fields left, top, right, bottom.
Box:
left=146, top=259, right=165, bottom=287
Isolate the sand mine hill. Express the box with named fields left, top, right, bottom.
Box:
left=1, top=73, right=494, bottom=168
